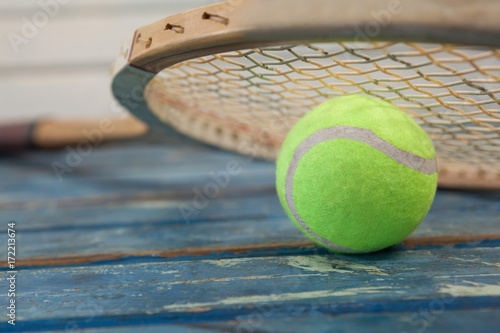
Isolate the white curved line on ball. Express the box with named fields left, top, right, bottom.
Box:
left=285, top=125, right=437, bottom=253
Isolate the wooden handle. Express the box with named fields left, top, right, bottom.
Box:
left=0, top=117, right=148, bottom=151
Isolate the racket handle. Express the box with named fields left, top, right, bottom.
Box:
left=0, top=118, right=147, bottom=151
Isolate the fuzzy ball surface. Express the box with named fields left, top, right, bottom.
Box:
left=276, top=95, right=438, bottom=253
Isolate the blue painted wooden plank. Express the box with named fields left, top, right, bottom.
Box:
left=0, top=148, right=269, bottom=182
left=1, top=246, right=498, bottom=331
left=0, top=134, right=498, bottom=264
left=73, top=325, right=222, bottom=333
left=195, top=309, right=500, bottom=333
left=13, top=216, right=306, bottom=262
left=0, top=163, right=275, bottom=202
left=0, top=189, right=497, bottom=264
left=2, top=189, right=498, bottom=232
left=0, top=136, right=273, bottom=202
left=43, top=308, right=499, bottom=333
left=0, top=141, right=258, bottom=182
left=2, top=191, right=283, bottom=230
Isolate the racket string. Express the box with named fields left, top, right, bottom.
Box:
left=146, top=41, right=500, bottom=181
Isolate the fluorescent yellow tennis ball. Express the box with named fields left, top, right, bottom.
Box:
left=276, top=95, right=437, bottom=253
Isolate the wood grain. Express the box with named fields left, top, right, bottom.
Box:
left=1, top=247, right=499, bottom=331
left=33, top=309, right=500, bottom=333
left=0, top=136, right=498, bottom=267
left=128, top=0, right=500, bottom=71
left=0, top=127, right=498, bottom=332
left=0, top=118, right=146, bottom=150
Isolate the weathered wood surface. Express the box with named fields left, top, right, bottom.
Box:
left=0, top=135, right=498, bottom=267
left=0, top=132, right=499, bottom=332
left=37, top=309, right=500, bottom=333
left=1, top=247, right=499, bottom=331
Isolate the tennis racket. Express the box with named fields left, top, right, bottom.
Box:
left=111, top=0, right=500, bottom=189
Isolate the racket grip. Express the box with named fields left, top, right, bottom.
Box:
left=0, top=118, right=147, bottom=151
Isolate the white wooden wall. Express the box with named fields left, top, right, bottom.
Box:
left=0, top=0, right=217, bottom=123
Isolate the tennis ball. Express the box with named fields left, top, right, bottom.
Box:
left=276, top=95, right=437, bottom=253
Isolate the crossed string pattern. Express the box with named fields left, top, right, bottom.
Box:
left=146, top=42, right=500, bottom=182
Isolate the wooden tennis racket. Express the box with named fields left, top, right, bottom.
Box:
left=111, top=0, right=500, bottom=189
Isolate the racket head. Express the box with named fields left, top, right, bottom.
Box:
left=112, top=0, right=500, bottom=189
